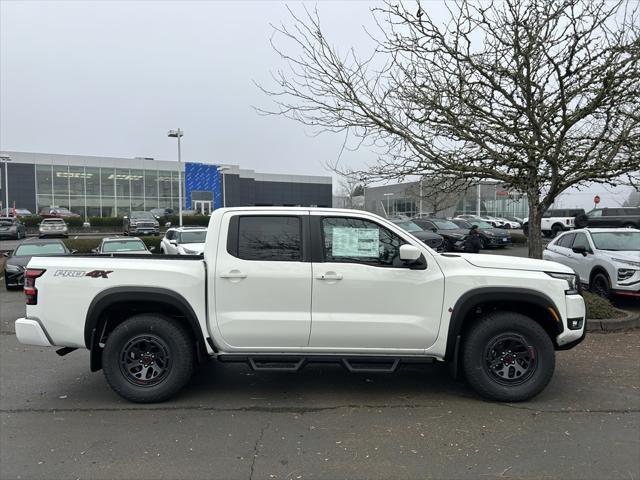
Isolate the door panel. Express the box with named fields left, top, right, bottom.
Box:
left=214, top=213, right=312, bottom=348
left=309, top=215, right=444, bottom=351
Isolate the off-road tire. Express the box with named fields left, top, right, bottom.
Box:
left=102, top=314, right=194, bottom=403
left=462, top=311, right=555, bottom=402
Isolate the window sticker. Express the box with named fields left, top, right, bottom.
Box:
left=331, top=227, right=379, bottom=257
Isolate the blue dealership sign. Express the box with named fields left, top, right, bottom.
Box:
left=184, top=163, right=223, bottom=209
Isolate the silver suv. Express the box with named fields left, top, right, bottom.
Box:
left=39, top=218, right=68, bottom=238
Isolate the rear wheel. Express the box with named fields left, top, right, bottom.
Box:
left=479, top=237, right=487, bottom=249
left=462, top=312, right=555, bottom=402
left=590, top=272, right=611, bottom=299
left=622, top=223, right=637, bottom=229
left=550, top=225, right=562, bottom=238
left=102, top=314, right=194, bottom=403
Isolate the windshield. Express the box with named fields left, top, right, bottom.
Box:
left=102, top=240, right=147, bottom=252
left=15, top=243, right=66, bottom=256
left=179, top=231, right=207, bottom=244
left=453, top=219, right=472, bottom=228
left=591, top=232, right=640, bottom=251
left=431, top=219, right=459, bottom=230
left=130, top=211, right=156, bottom=220
left=396, top=221, right=423, bottom=233
left=471, top=220, right=494, bottom=229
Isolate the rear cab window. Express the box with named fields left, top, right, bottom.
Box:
left=227, top=215, right=302, bottom=261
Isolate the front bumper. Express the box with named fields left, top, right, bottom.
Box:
left=15, top=318, right=54, bottom=347
left=129, top=227, right=159, bottom=235
left=556, top=294, right=587, bottom=349
left=486, top=236, right=512, bottom=247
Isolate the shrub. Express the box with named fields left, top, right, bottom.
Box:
left=66, top=217, right=84, bottom=228
left=21, top=216, right=43, bottom=228
left=165, top=215, right=209, bottom=227
left=581, top=291, right=626, bottom=320
left=88, top=216, right=124, bottom=228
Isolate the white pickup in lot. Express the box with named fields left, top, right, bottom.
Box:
left=15, top=208, right=586, bottom=403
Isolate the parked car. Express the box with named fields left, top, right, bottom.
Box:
left=93, top=237, right=153, bottom=255
left=496, top=217, right=521, bottom=229
left=15, top=207, right=586, bottom=403
left=412, top=218, right=468, bottom=251
left=160, top=227, right=208, bottom=255
left=38, top=207, right=81, bottom=219
left=0, top=217, right=27, bottom=239
left=0, top=208, right=33, bottom=217
left=39, top=217, right=68, bottom=238
left=451, top=219, right=512, bottom=248
left=4, top=238, right=71, bottom=290
left=522, top=208, right=585, bottom=237
left=150, top=208, right=174, bottom=219
left=479, top=216, right=506, bottom=228
left=389, top=219, right=445, bottom=251
left=504, top=216, right=524, bottom=224
left=574, top=207, right=640, bottom=230
left=543, top=228, right=640, bottom=299
left=123, top=211, right=160, bottom=236
left=455, top=214, right=480, bottom=220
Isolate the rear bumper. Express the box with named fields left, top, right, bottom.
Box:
left=15, top=318, right=54, bottom=347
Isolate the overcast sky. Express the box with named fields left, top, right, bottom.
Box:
left=0, top=0, right=635, bottom=207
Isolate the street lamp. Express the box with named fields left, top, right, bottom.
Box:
left=217, top=166, right=231, bottom=208
left=167, top=129, right=184, bottom=227
left=383, top=192, right=394, bottom=217
left=0, top=155, right=11, bottom=215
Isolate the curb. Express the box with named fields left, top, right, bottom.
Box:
left=587, top=310, right=640, bottom=332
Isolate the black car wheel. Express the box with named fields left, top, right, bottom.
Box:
left=622, top=223, right=637, bottom=229
left=479, top=237, right=487, bottom=249
left=590, top=272, right=611, bottom=299
left=462, top=311, right=555, bottom=402
left=102, top=314, right=194, bottom=403
left=550, top=225, right=562, bottom=238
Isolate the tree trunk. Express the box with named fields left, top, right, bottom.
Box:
left=527, top=196, right=544, bottom=259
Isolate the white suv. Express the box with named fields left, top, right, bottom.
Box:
left=543, top=228, right=640, bottom=299
left=160, top=227, right=207, bottom=255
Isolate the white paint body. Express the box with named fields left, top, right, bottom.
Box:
left=16, top=208, right=586, bottom=357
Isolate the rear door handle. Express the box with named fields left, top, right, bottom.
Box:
left=220, top=270, right=247, bottom=279
left=315, top=272, right=343, bottom=281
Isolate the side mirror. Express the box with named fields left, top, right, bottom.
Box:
left=431, top=227, right=437, bottom=233
left=400, top=244, right=421, bottom=261
left=149, top=246, right=156, bottom=252
left=3, top=252, right=9, bottom=257
left=572, top=246, right=588, bottom=256
left=71, top=249, right=78, bottom=254
left=91, top=248, right=98, bottom=253
left=169, top=240, right=178, bottom=246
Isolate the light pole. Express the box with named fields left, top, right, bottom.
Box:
left=217, top=166, right=231, bottom=208
left=419, top=177, right=423, bottom=217
left=383, top=192, right=394, bottom=217
left=0, top=155, right=10, bottom=214
left=167, top=129, right=184, bottom=226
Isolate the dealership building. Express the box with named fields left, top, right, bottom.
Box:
left=0, top=151, right=332, bottom=217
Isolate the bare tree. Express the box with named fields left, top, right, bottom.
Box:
left=258, top=0, right=640, bottom=258
left=335, top=175, right=363, bottom=209
left=623, top=189, right=640, bottom=207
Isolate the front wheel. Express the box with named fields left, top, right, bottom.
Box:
left=462, top=312, right=555, bottom=402
left=590, top=272, right=611, bottom=299
left=102, top=314, right=194, bottom=403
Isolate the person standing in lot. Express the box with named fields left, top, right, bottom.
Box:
left=464, top=225, right=483, bottom=253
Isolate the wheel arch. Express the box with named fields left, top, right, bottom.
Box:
left=589, top=265, right=609, bottom=284
left=84, top=286, right=208, bottom=372
left=444, top=287, right=564, bottom=365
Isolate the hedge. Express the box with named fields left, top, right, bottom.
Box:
left=164, top=215, right=210, bottom=227
left=63, top=236, right=163, bottom=254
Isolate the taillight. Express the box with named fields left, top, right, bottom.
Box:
left=24, top=269, right=46, bottom=305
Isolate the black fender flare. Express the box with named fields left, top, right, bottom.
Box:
left=84, top=286, right=208, bottom=371
left=444, top=286, right=564, bottom=363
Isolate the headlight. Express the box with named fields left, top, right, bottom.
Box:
left=618, top=269, right=638, bottom=282
left=611, top=257, right=640, bottom=268
left=546, top=272, right=580, bottom=295
left=5, top=264, right=22, bottom=272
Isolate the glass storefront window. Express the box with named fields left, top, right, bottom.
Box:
left=53, top=165, right=69, bottom=196
left=69, top=195, right=85, bottom=217
left=115, top=168, right=130, bottom=197
left=68, top=166, right=85, bottom=197
left=130, top=169, right=144, bottom=197
left=145, top=170, right=158, bottom=206
left=86, top=196, right=101, bottom=218
left=158, top=171, right=172, bottom=198
left=36, top=165, right=52, bottom=195
left=101, top=168, right=115, bottom=197
left=101, top=197, right=115, bottom=217
left=85, top=167, right=100, bottom=196
left=36, top=195, right=53, bottom=213
left=131, top=197, right=145, bottom=211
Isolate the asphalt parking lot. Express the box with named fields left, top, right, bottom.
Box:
left=1, top=285, right=639, bottom=480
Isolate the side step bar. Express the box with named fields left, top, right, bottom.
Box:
left=217, top=354, right=434, bottom=373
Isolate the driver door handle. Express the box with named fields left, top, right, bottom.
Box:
left=315, top=272, right=343, bottom=281
left=220, top=270, right=248, bottom=279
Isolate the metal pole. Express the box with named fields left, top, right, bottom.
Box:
left=3, top=161, right=8, bottom=214
left=476, top=182, right=481, bottom=216
left=419, top=178, right=423, bottom=216
left=222, top=172, right=226, bottom=208
left=177, top=130, right=183, bottom=227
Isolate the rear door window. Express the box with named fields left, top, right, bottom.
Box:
left=234, top=216, right=301, bottom=261
left=556, top=233, right=575, bottom=248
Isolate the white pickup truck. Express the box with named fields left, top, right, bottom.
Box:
left=15, top=208, right=586, bottom=403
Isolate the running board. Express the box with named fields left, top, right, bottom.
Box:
left=216, top=354, right=434, bottom=373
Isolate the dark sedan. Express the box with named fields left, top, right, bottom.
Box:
left=0, top=217, right=26, bottom=240
left=413, top=218, right=468, bottom=251
left=4, top=238, right=71, bottom=290
left=389, top=219, right=445, bottom=251
left=451, top=219, right=512, bottom=248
